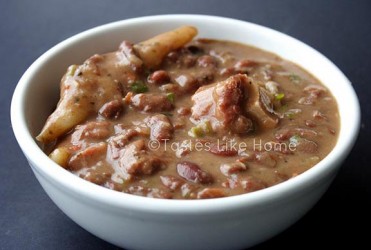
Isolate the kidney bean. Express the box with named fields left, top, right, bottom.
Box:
left=148, top=70, right=170, bottom=85
left=160, top=175, right=185, bottom=191
left=197, top=188, right=225, bottom=199
left=177, top=161, right=213, bottom=184
left=99, top=100, right=123, bottom=119
left=209, top=143, right=238, bottom=156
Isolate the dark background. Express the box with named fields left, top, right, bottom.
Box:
left=1, top=0, right=370, bottom=249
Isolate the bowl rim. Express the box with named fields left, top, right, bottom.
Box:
left=11, top=14, right=360, bottom=214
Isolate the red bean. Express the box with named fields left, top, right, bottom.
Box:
left=313, top=110, right=327, bottom=120
left=220, top=162, right=247, bottom=176
left=209, top=143, right=238, bottom=157
left=197, top=55, right=217, bottom=67
left=177, top=161, right=213, bottom=184
left=148, top=70, right=170, bottom=85
left=234, top=59, right=257, bottom=73
left=219, top=67, right=235, bottom=77
left=166, top=51, right=179, bottom=62
left=187, top=45, right=203, bottom=54
left=177, top=107, right=191, bottom=116
left=240, top=176, right=266, bottom=193
left=160, top=175, right=184, bottom=191
left=99, top=100, right=123, bottom=119
left=182, top=55, right=197, bottom=67
left=197, top=188, right=225, bottom=199
left=234, top=59, right=257, bottom=68
left=174, top=74, right=197, bottom=92
left=305, top=120, right=317, bottom=128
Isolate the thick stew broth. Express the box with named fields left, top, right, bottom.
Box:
left=39, top=27, right=339, bottom=199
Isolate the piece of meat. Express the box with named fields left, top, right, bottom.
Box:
left=191, top=74, right=255, bottom=134
left=245, top=82, right=280, bottom=130
left=71, top=121, right=112, bottom=145
left=36, top=56, right=124, bottom=143
left=145, top=114, right=173, bottom=141
left=130, top=93, right=174, bottom=112
left=108, top=129, right=140, bottom=159
left=37, top=27, right=198, bottom=143
left=116, top=139, right=164, bottom=176
left=118, top=41, right=143, bottom=73
left=69, top=142, right=107, bottom=171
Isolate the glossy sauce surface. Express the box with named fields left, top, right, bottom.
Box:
left=43, top=37, right=339, bottom=199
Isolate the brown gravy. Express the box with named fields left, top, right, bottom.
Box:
left=38, top=27, right=339, bottom=199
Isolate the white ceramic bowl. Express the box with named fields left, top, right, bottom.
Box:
left=11, top=15, right=360, bottom=250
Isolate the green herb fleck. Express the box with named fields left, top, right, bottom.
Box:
left=279, top=104, right=288, bottom=112
left=130, top=81, right=148, bottom=93
left=289, top=74, right=301, bottom=84
left=199, top=120, right=213, bottom=134
left=289, top=135, right=301, bottom=146
left=286, top=112, right=295, bottom=119
left=275, top=93, right=285, bottom=100
left=188, top=120, right=213, bottom=138
left=188, top=126, right=205, bottom=138
left=166, top=92, right=175, bottom=103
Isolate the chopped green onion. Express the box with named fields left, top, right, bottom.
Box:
left=199, top=120, right=213, bottom=134
left=286, top=113, right=295, bottom=119
left=188, top=120, right=213, bottom=138
left=130, top=81, right=148, bottom=93
left=288, top=74, right=301, bottom=84
left=289, top=135, right=301, bottom=146
left=166, top=92, right=175, bottom=103
left=188, top=126, right=204, bottom=138
left=275, top=93, right=285, bottom=100
left=279, top=104, right=288, bottom=112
